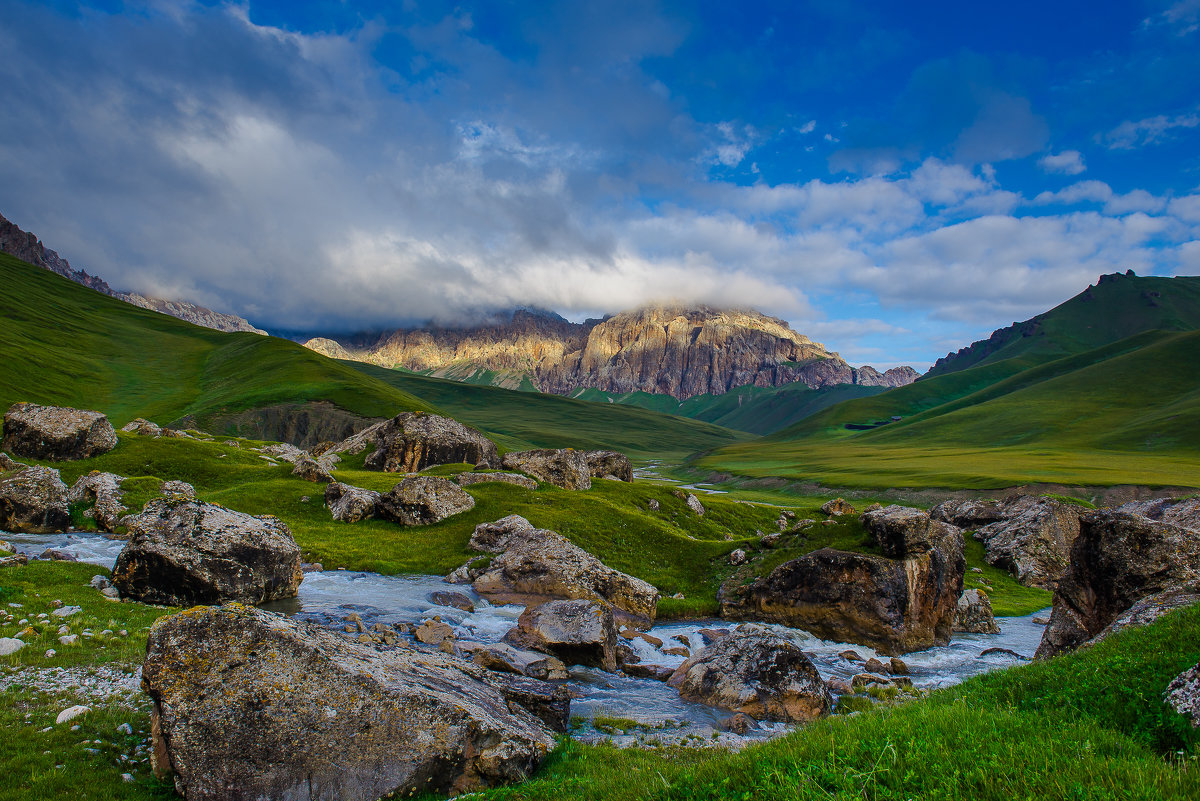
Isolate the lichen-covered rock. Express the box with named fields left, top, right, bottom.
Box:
left=1166, top=662, right=1200, bottom=728
left=112, top=498, right=303, bottom=606
left=863, top=505, right=960, bottom=558
left=2, top=403, right=117, bottom=460
left=972, top=496, right=1082, bottom=590
left=324, top=482, right=380, bottom=523
left=67, top=472, right=126, bottom=532
left=667, top=624, right=832, bottom=723
left=468, top=515, right=659, bottom=627
left=361, top=412, right=499, bottom=473
left=459, top=641, right=569, bottom=681
left=142, top=604, right=556, bottom=800
left=503, top=599, right=619, bottom=672
left=501, top=449, right=591, bottom=490
left=377, top=476, right=475, bottom=526
left=722, top=526, right=964, bottom=655
left=291, top=454, right=334, bottom=483
left=0, top=465, right=70, bottom=533
left=820, top=498, right=854, bottom=516
left=953, top=589, right=1000, bottom=634
left=1036, top=509, right=1200, bottom=658
left=160, top=480, right=196, bottom=500
left=686, top=493, right=705, bottom=516
left=120, top=418, right=162, bottom=437
left=457, top=471, right=539, bottom=490
left=584, top=450, right=633, bottom=482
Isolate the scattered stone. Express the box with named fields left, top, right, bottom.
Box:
left=583, top=450, right=633, bottom=482
left=760, top=533, right=781, bottom=548
left=430, top=590, right=475, bottom=612
left=695, top=628, right=730, bottom=645
left=467, top=515, right=659, bottom=627
left=501, top=449, right=591, bottom=490
left=358, top=412, right=500, bottom=473
left=717, top=712, right=756, bottom=735
left=377, top=476, right=475, bottom=526
left=850, top=673, right=891, bottom=690
left=863, top=503, right=883, bottom=514
left=863, top=657, right=890, bottom=675
left=647, top=499, right=660, bottom=511
left=40, top=548, right=77, bottom=562
left=662, top=646, right=689, bottom=657
left=1165, top=662, right=1200, bottom=728
left=52, top=605, right=82, bottom=618
left=0, top=637, right=24, bottom=656
left=503, top=599, right=619, bottom=672
left=889, top=657, right=909, bottom=675
left=668, top=624, right=833, bottom=723
left=825, top=678, right=852, bottom=694
left=291, top=454, right=334, bottom=483
left=324, top=482, right=380, bottom=523
left=59, top=635, right=78, bottom=645
left=55, top=705, right=91, bottom=725
left=160, top=480, right=196, bottom=500
left=456, top=472, right=538, bottom=490
left=1032, top=616, right=1048, bottom=625
left=121, top=418, right=162, bottom=437
left=954, top=589, right=1001, bottom=634
left=142, top=603, right=556, bottom=798
left=819, top=498, right=854, bottom=516
left=459, top=642, right=569, bottom=681
left=620, top=629, right=664, bottom=648
left=685, top=494, right=705, bottom=516
left=112, top=497, right=303, bottom=606
left=728, top=548, right=747, bottom=566
left=414, top=618, right=455, bottom=646
left=67, top=472, right=127, bottom=532
left=485, top=672, right=572, bottom=733
left=2, top=403, right=117, bottom=460
left=0, top=465, right=70, bottom=533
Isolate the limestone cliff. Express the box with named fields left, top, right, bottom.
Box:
left=306, top=305, right=918, bottom=400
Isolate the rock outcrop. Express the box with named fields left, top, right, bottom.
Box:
left=303, top=305, right=918, bottom=401
left=501, top=449, right=591, bottom=490
left=953, top=589, right=1000, bottom=634
left=112, top=498, right=303, bottom=606
left=584, top=450, right=633, bottom=482
left=1036, top=508, right=1200, bottom=658
left=119, top=292, right=266, bottom=334
left=142, top=603, right=556, bottom=799
left=667, top=624, right=832, bottom=723
left=377, top=476, right=475, bottom=526
left=357, top=412, right=499, bottom=473
left=456, top=471, right=539, bottom=490
left=503, top=599, right=619, bottom=672
left=324, top=482, right=381, bottom=523
left=0, top=465, right=70, bottom=533
left=465, top=515, right=659, bottom=627
left=1086, top=586, right=1200, bottom=647
left=723, top=509, right=964, bottom=654
left=67, top=472, right=127, bottom=532
left=3, top=403, right=117, bottom=461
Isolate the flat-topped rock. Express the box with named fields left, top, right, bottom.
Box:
left=503, top=599, right=619, bottom=672
left=501, top=449, right=591, bottom=490
left=3, top=403, right=117, bottom=460
left=457, top=471, right=539, bottom=490
left=0, top=465, right=70, bottom=533
left=863, top=504, right=961, bottom=558
left=377, top=476, right=475, bottom=526
left=112, top=498, right=303, bottom=606
left=361, top=412, right=499, bottom=473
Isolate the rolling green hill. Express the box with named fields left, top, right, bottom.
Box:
left=0, top=253, right=745, bottom=458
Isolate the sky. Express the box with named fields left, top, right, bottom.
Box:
left=2, top=1, right=1199, bottom=370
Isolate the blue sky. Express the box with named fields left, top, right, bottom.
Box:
left=1, top=0, right=1199, bottom=369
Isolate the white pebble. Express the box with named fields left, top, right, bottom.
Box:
left=52, top=606, right=82, bottom=618
left=122, top=773, right=134, bottom=783
left=56, top=705, right=91, bottom=725
left=117, top=723, right=133, bottom=735
left=59, top=635, right=78, bottom=646
left=44, top=649, right=56, bottom=658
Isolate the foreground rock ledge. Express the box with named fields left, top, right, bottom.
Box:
left=143, top=604, right=556, bottom=801
left=2, top=402, right=118, bottom=460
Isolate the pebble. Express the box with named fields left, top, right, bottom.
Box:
left=117, top=722, right=133, bottom=735
left=52, top=606, right=82, bottom=618
left=122, top=774, right=134, bottom=783
left=59, top=635, right=78, bottom=646
left=44, top=649, right=56, bottom=658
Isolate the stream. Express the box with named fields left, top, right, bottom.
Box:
left=3, top=531, right=1048, bottom=747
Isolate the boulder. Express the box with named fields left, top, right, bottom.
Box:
left=459, top=641, right=569, bottom=681
left=953, top=589, right=1000, bottom=634
left=456, top=472, right=539, bottom=490
left=0, top=452, right=25, bottom=472
left=160, top=480, right=196, bottom=500
left=430, top=590, right=475, bottom=612
left=291, top=454, right=334, bottom=483
left=0, top=465, right=70, bottom=533
left=929, top=498, right=1004, bottom=529
left=362, top=412, right=499, bottom=473
left=467, top=515, right=659, bottom=627
left=112, top=498, right=303, bottom=606
left=260, top=443, right=304, bottom=463
left=685, top=493, right=705, bottom=516
left=863, top=505, right=960, bottom=558
left=1166, top=662, right=1200, bottom=728
left=67, top=472, right=127, bottom=532
left=142, top=603, right=555, bottom=800
left=503, top=599, right=619, bottom=672
left=120, top=418, right=162, bottom=437
left=722, top=526, right=965, bottom=655
left=414, top=618, right=455, bottom=645
left=1086, top=586, right=1200, bottom=647
left=728, top=549, right=748, bottom=566
left=667, top=624, right=832, bottom=723
left=324, top=482, right=380, bottom=523
left=583, top=450, right=633, bottom=482
left=820, top=498, right=854, bottom=516
left=2, top=403, right=117, bottom=460
left=377, top=476, right=475, bottom=526
left=501, top=449, right=591, bottom=490
left=972, top=496, right=1083, bottom=590
left=1036, top=509, right=1200, bottom=658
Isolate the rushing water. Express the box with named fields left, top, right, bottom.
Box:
left=5, top=530, right=1048, bottom=744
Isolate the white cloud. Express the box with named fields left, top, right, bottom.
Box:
left=1101, top=113, right=1200, bottom=149
left=1038, top=150, right=1086, bottom=175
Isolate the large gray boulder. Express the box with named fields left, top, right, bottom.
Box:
left=584, top=450, right=633, bottom=482
left=2, top=403, right=117, bottom=460
left=291, top=454, right=334, bottom=483
left=722, top=521, right=964, bottom=655
left=953, top=589, right=1000, bottom=634
left=466, top=515, right=659, bottom=628
left=324, top=482, right=380, bottom=523
left=503, top=599, right=619, bottom=672
left=112, top=498, right=303, bottom=606
left=377, top=476, right=475, bottom=526
left=0, top=465, right=70, bottom=533
left=67, top=471, right=127, bottom=532
left=863, top=504, right=961, bottom=558
left=1166, top=662, right=1200, bottom=729
left=667, top=624, right=832, bottom=723
left=361, top=412, right=499, bottom=473
left=142, top=604, right=556, bottom=800
left=501, top=449, right=591, bottom=490
left=1036, top=509, right=1200, bottom=658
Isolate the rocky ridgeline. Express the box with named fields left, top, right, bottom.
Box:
left=305, top=305, right=918, bottom=401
